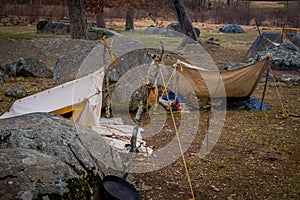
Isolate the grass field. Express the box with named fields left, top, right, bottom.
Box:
left=0, top=25, right=70, bottom=40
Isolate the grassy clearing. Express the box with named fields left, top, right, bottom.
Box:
left=121, top=28, right=259, bottom=49
left=0, top=25, right=70, bottom=40
left=200, top=29, right=258, bottom=44
left=0, top=25, right=258, bottom=51
left=121, top=29, right=182, bottom=50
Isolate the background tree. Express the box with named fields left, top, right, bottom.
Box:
left=125, top=6, right=135, bottom=30
left=85, top=0, right=137, bottom=30
left=173, top=0, right=198, bottom=41
left=67, top=0, right=87, bottom=39
left=96, top=2, right=105, bottom=28
left=85, top=0, right=106, bottom=28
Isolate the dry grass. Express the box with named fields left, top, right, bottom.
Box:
left=250, top=1, right=286, bottom=9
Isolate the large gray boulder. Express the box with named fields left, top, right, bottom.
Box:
left=0, top=148, right=83, bottom=200
left=219, top=24, right=244, bottom=33
left=37, top=20, right=70, bottom=35
left=87, top=27, right=119, bottom=40
left=53, top=40, right=96, bottom=85
left=145, top=26, right=167, bottom=35
left=0, top=113, right=125, bottom=199
left=54, top=34, right=149, bottom=85
left=0, top=38, right=91, bottom=71
left=145, top=23, right=200, bottom=38
left=166, top=22, right=200, bottom=38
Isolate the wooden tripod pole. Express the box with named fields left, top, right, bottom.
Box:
left=260, top=67, right=270, bottom=111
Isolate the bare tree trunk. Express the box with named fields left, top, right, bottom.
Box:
left=125, top=6, right=135, bottom=31
left=67, top=0, right=87, bottom=39
left=297, top=1, right=300, bottom=27
left=96, top=3, right=105, bottom=28
left=227, top=0, right=230, bottom=6
left=173, top=0, right=198, bottom=41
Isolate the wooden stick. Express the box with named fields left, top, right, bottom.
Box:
left=260, top=67, right=269, bottom=111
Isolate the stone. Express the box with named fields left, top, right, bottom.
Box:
left=3, top=58, right=53, bottom=78
left=53, top=34, right=152, bottom=113
left=53, top=40, right=96, bottom=85
left=0, top=148, right=81, bottom=200
left=54, top=34, right=148, bottom=85
left=166, top=22, right=200, bottom=38
left=0, top=113, right=125, bottom=199
left=0, top=38, right=91, bottom=72
left=167, top=22, right=182, bottom=33
left=287, top=32, right=300, bottom=50
left=0, top=67, right=9, bottom=82
left=247, top=32, right=300, bottom=58
left=145, top=25, right=161, bottom=35
left=279, top=74, right=300, bottom=84
left=145, top=23, right=200, bottom=38
left=219, top=24, right=244, bottom=33
left=5, top=85, right=27, bottom=98
left=87, top=27, right=119, bottom=40
left=37, top=20, right=70, bottom=35
left=246, top=44, right=300, bottom=70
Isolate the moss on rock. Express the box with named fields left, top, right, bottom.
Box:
left=63, top=178, right=93, bottom=200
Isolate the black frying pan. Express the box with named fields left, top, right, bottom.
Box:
left=102, top=175, right=140, bottom=200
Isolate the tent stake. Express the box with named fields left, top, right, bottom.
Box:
left=260, top=67, right=269, bottom=111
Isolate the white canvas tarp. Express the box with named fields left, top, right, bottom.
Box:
left=0, top=68, right=105, bottom=127
left=0, top=67, right=153, bottom=155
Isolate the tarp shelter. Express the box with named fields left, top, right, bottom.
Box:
left=175, top=57, right=270, bottom=99
left=0, top=68, right=105, bottom=127
left=0, top=67, right=152, bottom=155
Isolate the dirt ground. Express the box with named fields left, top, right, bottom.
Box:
left=130, top=44, right=300, bottom=199
left=0, top=22, right=299, bottom=200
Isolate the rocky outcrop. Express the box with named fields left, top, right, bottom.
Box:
left=145, top=26, right=167, bottom=35
left=2, top=57, right=53, bottom=78
left=246, top=32, right=300, bottom=70
left=0, top=113, right=125, bottom=199
left=54, top=34, right=148, bottom=85
left=279, top=74, right=300, bottom=84
left=53, top=40, right=96, bottom=85
left=87, top=27, right=119, bottom=40
left=246, top=44, right=300, bottom=70
left=0, top=38, right=89, bottom=71
left=219, top=24, right=244, bottom=33
left=37, top=20, right=70, bottom=35
left=145, top=22, right=200, bottom=38
left=166, top=22, right=201, bottom=38
left=247, top=32, right=300, bottom=58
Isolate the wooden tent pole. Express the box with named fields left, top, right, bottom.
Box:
left=260, top=67, right=270, bottom=111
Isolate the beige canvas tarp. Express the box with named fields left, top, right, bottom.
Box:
left=176, top=57, right=270, bottom=99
